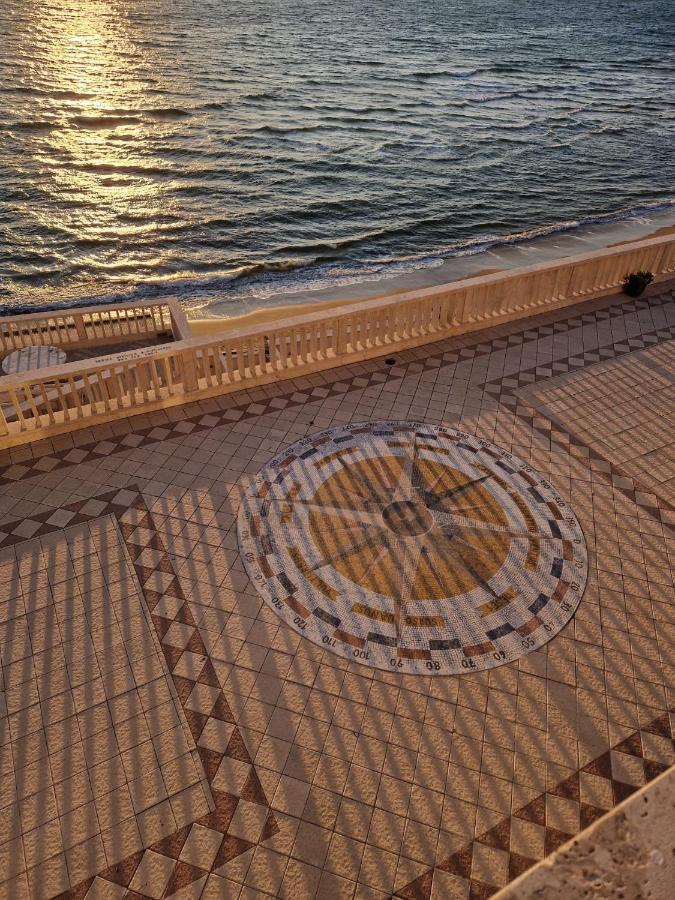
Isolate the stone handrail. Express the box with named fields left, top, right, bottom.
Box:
left=1, top=232, right=674, bottom=447
left=0, top=297, right=187, bottom=353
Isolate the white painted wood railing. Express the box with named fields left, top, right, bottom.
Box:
left=1, top=233, right=674, bottom=447
left=0, top=298, right=189, bottom=354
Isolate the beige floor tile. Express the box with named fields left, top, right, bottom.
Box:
left=1, top=289, right=674, bottom=898
left=317, top=869, right=357, bottom=899
left=291, top=820, right=332, bottom=867
left=129, top=849, right=177, bottom=899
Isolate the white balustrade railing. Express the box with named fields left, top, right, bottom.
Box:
left=1, top=232, right=674, bottom=446
left=0, top=298, right=187, bottom=354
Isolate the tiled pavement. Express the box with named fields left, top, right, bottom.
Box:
left=0, top=285, right=674, bottom=899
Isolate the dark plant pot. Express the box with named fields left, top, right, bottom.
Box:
left=623, top=280, right=648, bottom=298
left=623, top=271, right=654, bottom=298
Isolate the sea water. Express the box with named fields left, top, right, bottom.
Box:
left=1, top=0, right=674, bottom=317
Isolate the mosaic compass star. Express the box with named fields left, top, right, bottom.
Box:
left=238, top=422, right=587, bottom=674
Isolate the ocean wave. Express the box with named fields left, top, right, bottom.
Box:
left=144, top=107, right=193, bottom=120
left=237, top=91, right=278, bottom=103
left=446, top=90, right=531, bottom=107
left=0, top=85, right=95, bottom=100
left=484, top=63, right=520, bottom=74
left=136, top=258, right=318, bottom=289
left=248, top=123, right=326, bottom=136
left=497, top=121, right=542, bottom=132
left=4, top=108, right=194, bottom=134
left=71, top=115, right=144, bottom=129
left=400, top=68, right=480, bottom=80
left=4, top=198, right=673, bottom=319
left=3, top=120, right=59, bottom=133
left=377, top=139, right=460, bottom=160
left=6, top=108, right=196, bottom=133
left=64, top=162, right=172, bottom=177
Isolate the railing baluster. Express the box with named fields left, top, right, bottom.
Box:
left=319, top=321, right=329, bottom=358
left=94, top=368, right=111, bottom=412
left=204, top=346, right=216, bottom=384
left=9, top=388, right=28, bottom=430
left=308, top=325, right=318, bottom=362
left=103, top=366, right=120, bottom=408
left=23, top=383, right=42, bottom=429
left=52, top=379, right=70, bottom=422
left=236, top=340, right=246, bottom=379
left=147, top=359, right=162, bottom=398
left=157, top=357, right=171, bottom=395
left=37, top=382, right=57, bottom=425
left=85, top=370, right=102, bottom=407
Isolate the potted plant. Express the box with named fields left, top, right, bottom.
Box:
left=622, top=270, right=653, bottom=298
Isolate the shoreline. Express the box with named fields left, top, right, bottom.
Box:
left=188, top=268, right=503, bottom=337
left=187, top=220, right=675, bottom=339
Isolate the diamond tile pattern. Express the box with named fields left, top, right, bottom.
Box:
left=0, top=489, right=276, bottom=900
left=0, top=285, right=673, bottom=899
left=1, top=294, right=672, bottom=490
left=394, top=711, right=674, bottom=898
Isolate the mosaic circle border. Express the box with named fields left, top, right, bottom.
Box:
left=237, top=421, right=587, bottom=675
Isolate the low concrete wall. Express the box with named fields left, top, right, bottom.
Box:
left=495, top=765, right=675, bottom=899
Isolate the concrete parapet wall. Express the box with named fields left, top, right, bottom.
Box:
left=494, top=765, right=675, bottom=899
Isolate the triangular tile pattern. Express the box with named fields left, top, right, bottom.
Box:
left=393, top=710, right=674, bottom=899
left=2, top=384, right=673, bottom=558
left=512, top=398, right=675, bottom=539
left=2, top=291, right=672, bottom=898
left=41, top=487, right=278, bottom=900
left=388, top=293, right=675, bottom=897
left=2, top=292, right=672, bottom=487
left=484, top=323, right=675, bottom=408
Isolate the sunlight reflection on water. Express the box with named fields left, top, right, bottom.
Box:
left=0, top=0, right=674, bottom=313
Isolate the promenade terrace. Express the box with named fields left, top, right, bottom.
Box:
left=0, top=238, right=673, bottom=899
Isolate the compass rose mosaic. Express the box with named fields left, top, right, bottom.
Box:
left=238, top=422, right=587, bottom=675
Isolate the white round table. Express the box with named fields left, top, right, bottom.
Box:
left=2, top=345, right=67, bottom=375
